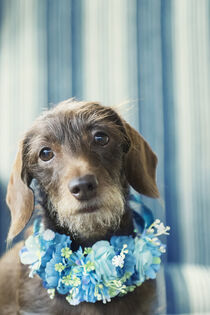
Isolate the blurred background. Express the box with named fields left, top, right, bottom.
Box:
left=0, top=0, right=210, bottom=313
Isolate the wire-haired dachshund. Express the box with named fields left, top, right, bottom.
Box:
left=0, top=99, right=160, bottom=315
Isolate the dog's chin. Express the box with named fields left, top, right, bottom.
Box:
left=49, top=190, right=125, bottom=240
left=75, top=205, right=99, bottom=214
left=66, top=205, right=125, bottom=240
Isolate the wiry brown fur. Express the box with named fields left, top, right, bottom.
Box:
left=0, top=99, right=160, bottom=314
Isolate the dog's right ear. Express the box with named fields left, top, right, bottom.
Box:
left=6, top=142, right=34, bottom=242
left=123, top=122, right=160, bottom=198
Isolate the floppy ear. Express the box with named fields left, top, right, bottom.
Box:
left=6, top=142, right=34, bottom=242
left=123, top=122, right=159, bottom=198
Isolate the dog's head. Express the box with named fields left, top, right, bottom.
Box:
left=6, top=100, right=159, bottom=242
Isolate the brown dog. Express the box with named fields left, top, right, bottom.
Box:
left=0, top=99, right=160, bottom=314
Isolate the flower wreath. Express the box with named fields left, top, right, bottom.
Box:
left=19, top=195, right=170, bottom=306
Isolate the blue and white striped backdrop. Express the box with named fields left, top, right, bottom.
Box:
left=0, top=1, right=210, bottom=313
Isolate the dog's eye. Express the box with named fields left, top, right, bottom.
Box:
left=39, top=147, right=54, bottom=161
left=94, top=132, right=109, bottom=146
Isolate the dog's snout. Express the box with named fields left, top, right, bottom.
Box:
left=69, top=174, right=98, bottom=201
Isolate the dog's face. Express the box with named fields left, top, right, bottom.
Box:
left=6, top=100, right=159, bottom=242
left=22, top=102, right=130, bottom=239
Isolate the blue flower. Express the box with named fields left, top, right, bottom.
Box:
left=45, top=254, right=62, bottom=288
left=133, top=238, right=153, bottom=284
left=68, top=247, right=84, bottom=265
left=39, top=246, right=54, bottom=273
left=90, top=241, right=117, bottom=281
left=110, top=235, right=134, bottom=252
left=80, top=273, right=98, bottom=303
left=110, top=236, right=135, bottom=276
left=133, top=235, right=163, bottom=284
left=54, top=233, right=72, bottom=248
left=44, top=241, right=71, bottom=288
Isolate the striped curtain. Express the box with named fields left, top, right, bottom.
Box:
left=171, top=0, right=210, bottom=265
left=0, top=0, right=210, bottom=270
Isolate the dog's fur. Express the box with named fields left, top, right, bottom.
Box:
left=0, top=99, right=160, bottom=314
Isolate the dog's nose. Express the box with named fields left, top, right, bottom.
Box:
left=69, top=174, right=98, bottom=201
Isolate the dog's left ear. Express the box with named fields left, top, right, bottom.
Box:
left=6, top=142, right=34, bottom=242
left=123, top=121, right=159, bottom=198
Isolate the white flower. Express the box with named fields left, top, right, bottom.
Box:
left=43, top=229, right=55, bottom=241
left=112, top=255, right=125, bottom=268
left=160, top=246, right=166, bottom=253
left=66, top=288, right=80, bottom=305
left=29, top=261, right=41, bottom=278
left=148, top=220, right=170, bottom=236
left=47, top=288, right=55, bottom=300
left=156, top=223, right=170, bottom=236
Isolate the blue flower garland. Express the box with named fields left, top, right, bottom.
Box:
left=19, top=197, right=170, bottom=305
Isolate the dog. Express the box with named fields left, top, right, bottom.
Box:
left=0, top=99, right=160, bottom=315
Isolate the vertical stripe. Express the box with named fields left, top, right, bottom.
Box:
left=161, top=0, right=181, bottom=262
left=182, top=264, right=210, bottom=313
left=71, top=0, right=83, bottom=99
left=0, top=0, right=47, bottom=183
left=156, top=266, right=167, bottom=314
left=172, top=0, right=210, bottom=264
left=47, top=0, right=72, bottom=105
left=165, top=264, right=191, bottom=314
left=172, top=0, right=194, bottom=263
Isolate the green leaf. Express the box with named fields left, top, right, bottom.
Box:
left=84, top=247, right=92, bottom=255
left=152, top=257, right=161, bottom=264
